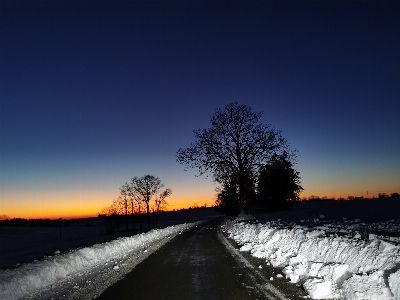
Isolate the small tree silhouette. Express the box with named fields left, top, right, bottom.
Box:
left=258, top=151, right=303, bottom=210
left=153, top=188, right=172, bottom=228
left=130, top=175, right=168, bottom=230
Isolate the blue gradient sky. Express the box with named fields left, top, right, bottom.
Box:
left=1, top=1, right=399, bottom=218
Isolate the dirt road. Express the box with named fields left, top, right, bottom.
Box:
left=97, top=221, right=299, bottom=300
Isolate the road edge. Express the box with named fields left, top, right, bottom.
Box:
left=217, top=227, right=290, bottom=300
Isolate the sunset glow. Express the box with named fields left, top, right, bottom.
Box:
left=2, top=182, right=399, bottom=219
left=1, top=2, right=399, bottom=220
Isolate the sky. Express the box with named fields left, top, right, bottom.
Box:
left=1, top=1, right=399, bottom=219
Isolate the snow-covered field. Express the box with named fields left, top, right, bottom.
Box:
left=0, top=208, right=220, bottom=270
left=0, top=222, right=202, bottom=300
left=222, top=217, right=400, bottom=300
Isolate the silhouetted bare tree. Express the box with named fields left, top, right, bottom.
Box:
left=0, top=215, right=11, bottom=221
left=153, top=188, right=172, bottom=228
left=126, top=182, right=143, bottom=230
left=177, top=102, right=289, bottom=214
left=100, top=200, right=122, bottom=233
left=130, top=175, right=165, bottom=229
left=127, top=188, right=137, bottom=230
left=119, top=182, right=130, bottom=231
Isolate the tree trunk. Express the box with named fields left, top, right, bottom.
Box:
left=139, top=206, right=143, bottom=231
left=236, top=142, right=247, bottom=215
left=125, top=202, right=128, bottom=231
left=155, top=212, right=159, bottom=228
left=238, top=173, right=246, bottom=215
left=131, top=202, right=135, bottom=230
left=146, top=203, right=151, bottom=229
left=239, top=194, right=246, bottom=216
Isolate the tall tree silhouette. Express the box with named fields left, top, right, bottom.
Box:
left=177, top=102, right=289, bottom=214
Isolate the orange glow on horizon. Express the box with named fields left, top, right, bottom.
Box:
left=2, top=184, right=398, bottom=219
left=0, top=193, right=218, bottom=220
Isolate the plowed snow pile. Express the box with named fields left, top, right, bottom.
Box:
left=222, top=218, right=400, bottom=300
left=0, top=222, right=200, bottom=300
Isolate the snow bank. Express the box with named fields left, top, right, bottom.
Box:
left=0, top=222, right=198, bottom=300
left=222, top=218, right=400, bottom=300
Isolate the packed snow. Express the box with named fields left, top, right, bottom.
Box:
left=0, top=222, right=201, bottom=300
left=222, top=217, right=400, bottom=300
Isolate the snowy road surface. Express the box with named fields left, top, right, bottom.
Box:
left=2, top=216, right=399, bottom=299
left=98, top=220, right=294, bottom=300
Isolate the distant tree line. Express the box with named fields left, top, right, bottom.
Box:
left=99, top=174, right=172, bottom=233
left=378, top=192, right=399, bottom=198
left=177, top=102, right=303, bottom=216
left=0, top=217, right=73, bottom=227
left=300, top=192, right=400, bottom=202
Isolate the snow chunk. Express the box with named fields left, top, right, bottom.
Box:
left=369, top=233, right=378, bottom=241
left=240, top=243, right=252, bottom=252
left=342, top=270, right=395, bottom=300
left=379, top=240, right=397, bottom=252
left=303, top=279, right=341, bottom=299
left=318, top=263, right=351, bottom=285
left=389, top=269, right=400, bottom=300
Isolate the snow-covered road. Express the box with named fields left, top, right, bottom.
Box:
left=0, top=222, right=202, bottom=300
left=2, top=217, right=400, bottom=300
left=97, top=221, right=292, bottom=300
left=222, top=217, right=400, bottom=300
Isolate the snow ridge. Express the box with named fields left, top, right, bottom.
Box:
left=221, top=218, right=400, bottom=300
left=0, top=222, right=200, bottom=300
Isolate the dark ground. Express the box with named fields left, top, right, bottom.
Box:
left=253, top=198, right=400, bottom=222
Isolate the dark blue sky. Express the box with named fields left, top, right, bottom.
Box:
left=1, top=1, right=399, bottom=217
